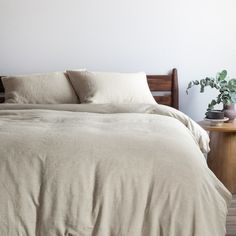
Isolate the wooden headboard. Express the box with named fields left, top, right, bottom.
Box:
left=0, top=68, right=179, bottom=109
left=0, top=78, right=4, bottom=103
left=147, top=68, right=178, bottom=109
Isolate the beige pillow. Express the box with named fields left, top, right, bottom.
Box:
left=67, top=70, right=156, bottom=104
left=2, top=72, right=79, bottom=104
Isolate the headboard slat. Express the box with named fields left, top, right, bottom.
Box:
left=147, top=76, right=172, bottom=91
left=154, top=95, right=172, bottom=106
left=0, top=77, right=4, bottom=103
left=147, top=68, right=179, bottom=109
left=0, top=78, right=4, bottom=93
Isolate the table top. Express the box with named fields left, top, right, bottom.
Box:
left=198, top=119, right=236, bottom=132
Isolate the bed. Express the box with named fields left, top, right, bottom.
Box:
left=0, top=69, right=179, bottom=106
left=0, top=69, right=232, bottom=236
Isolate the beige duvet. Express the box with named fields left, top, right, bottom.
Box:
left=0, top=104, right=232, bottom=236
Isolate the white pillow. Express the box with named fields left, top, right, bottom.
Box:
left=2, top=72, right=79, bottom=104
left=66, top=70, right=156, bottom=104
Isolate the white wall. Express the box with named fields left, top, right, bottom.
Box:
left=1, top=0, right=236, bottom=120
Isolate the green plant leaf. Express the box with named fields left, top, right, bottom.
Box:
left=217, top=94, right=222, bottom=103
left=186, top=82, right=193, bottom=94
left=229, top=78, right=236, bottom=85
left=222, top=97, right=230, bottom=105
left=207, top=99, right=217, bottom=110
left=200, top=85, right=205, bottom=93
left=200, top=79, right=206, bottom=86
left=212, top=100, right=217, bottom=105
left=185, top=70, right=236, bottom=112
left=200, top=79, right=207, bottom=93
left=228, top=79, right=236, bottom=92
left=209, top=81, right=214, bottom=88
left=187, top=81, right=192, bottom=89
left=219, top=80, right=227, bottom=86
left=220, top=87, right=229, bottom=92
left=222, top=91, right=229, bottom=95
left=218, top=70, right=227, bottom=81
left=231, top=92, right=236, bottom=103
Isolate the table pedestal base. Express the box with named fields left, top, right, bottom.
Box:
left=207, top=131, right=236, bottom=193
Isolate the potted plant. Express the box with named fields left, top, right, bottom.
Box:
left=186, top=70, right=236, bottom=120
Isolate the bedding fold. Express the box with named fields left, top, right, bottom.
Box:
left=0, top=103, right=209, bottom=153
left=0, top=103, right=231, bottom=236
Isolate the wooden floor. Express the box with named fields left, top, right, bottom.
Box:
left=226, top=194, right=236, bottom=236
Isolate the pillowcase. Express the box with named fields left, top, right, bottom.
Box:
left=66, top=70, right=156, bottom=104
left=2, top=72, right=79, bottom=104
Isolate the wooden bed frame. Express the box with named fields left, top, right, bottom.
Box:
left=147, top=68, right=178, bottom=109
left=0, top=68, right=179, bottom=109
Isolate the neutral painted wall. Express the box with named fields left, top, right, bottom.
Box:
left=1, top=0, right=236, bottom=120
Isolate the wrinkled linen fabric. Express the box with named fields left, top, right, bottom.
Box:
left=0, top=104, right=231, bottom=236
left=2, top=72, right=79, bottom=104
left=66, top=71, right=156, bottom=104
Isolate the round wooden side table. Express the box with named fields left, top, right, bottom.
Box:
left=199, top=120, right=236, bottom=193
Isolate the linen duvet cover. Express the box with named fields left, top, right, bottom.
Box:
left=0, top=104, right=231, bottom=236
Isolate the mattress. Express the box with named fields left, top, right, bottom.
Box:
left=0, top=104, right=232, bottom=236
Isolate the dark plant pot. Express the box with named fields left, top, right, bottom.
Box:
left=206, top=110, right=224, bottom=119
left=223, top=104, right=236, bottom=121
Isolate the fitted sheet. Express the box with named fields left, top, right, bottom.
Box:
left=0, top=104, right=231, bottom=236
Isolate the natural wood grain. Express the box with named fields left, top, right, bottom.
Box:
left=147, top=76, right=172, bottom=91
left=147, top=68, right=179, bottom=109
left=198, top=120, right=236, bottom=132
left=153, top=95, right=172, bottom=106
left=0, top=77, right=3, bottom=93
left=199, top=121, right=236, bottom=193
left=226, top=194, right=236, bottom=236
left=171, top=68, right=179, bottom=109
left=0, top=78, right=4, bottom=103
left=207, top=131, right=236, bottom=193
